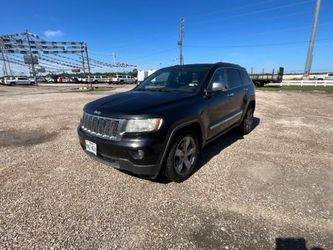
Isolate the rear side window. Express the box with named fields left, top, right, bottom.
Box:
left=239, top=70, right=253, bottom=85
left=226, top=69, right=242, bottom=88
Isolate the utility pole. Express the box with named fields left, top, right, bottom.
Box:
left=0, top=38, right=8, bottom=76
left=26, top=30, right=37, bottom=85
left=6, top=55, right=12, bottom=76
left=84, top=42, right=92, bottom=89
left=304, top=0, right=321, bottom=78
left=112, top=52, right=116, bottom=65
left=1, top=50, right=8, bottom=76
left=112, top=52, right=117, bottom=77
left=81, top=49, right=86, bottom=77
left=178, top=17, right=184, bottom=65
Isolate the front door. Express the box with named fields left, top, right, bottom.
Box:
left=205, top=68, right=234, bottom=139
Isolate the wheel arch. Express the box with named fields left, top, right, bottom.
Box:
left=159, top=120, right=204, bottom=166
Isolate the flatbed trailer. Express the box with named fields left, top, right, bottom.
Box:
left=250, top=67, right=284, bottom=87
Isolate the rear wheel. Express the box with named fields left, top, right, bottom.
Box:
left=239, top=107, right=254, bottom=135
left=164, top=132, right=199, bottom=182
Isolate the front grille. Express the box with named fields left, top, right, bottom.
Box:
left=81, top=113, right=124, bottom=141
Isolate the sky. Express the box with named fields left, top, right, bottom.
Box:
left=1, top=0, right=333, bottom=73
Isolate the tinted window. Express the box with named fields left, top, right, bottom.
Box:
left=239, top=70, right=253, bottom=85
left=210, top=68, right=227, bottom=84
left=226, top=69, right=242, bottom=88
left=149, top=72, right=170, bottom=88
left=137, top=66, right=210, bottom=93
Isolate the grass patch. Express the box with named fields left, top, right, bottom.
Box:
left=259, top=85, right=333, bottom=94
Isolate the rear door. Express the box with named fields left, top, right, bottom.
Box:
left=224, top=68, right=246, bottom=126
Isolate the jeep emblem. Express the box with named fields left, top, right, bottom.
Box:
left=94, top=110, right=101, bottom=115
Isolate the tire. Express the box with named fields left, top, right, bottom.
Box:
left=239, top=107, right=254, bottom=135
left=164, top=131, right=199, bottom=182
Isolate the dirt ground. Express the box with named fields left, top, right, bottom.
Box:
left=0, top=85, right=332, bottom=249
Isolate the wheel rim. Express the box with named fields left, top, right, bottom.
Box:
left=174, top=136, right=196, bottom=175
left=244, top=109, right=254, bottom=132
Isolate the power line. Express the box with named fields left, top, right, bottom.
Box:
left=184, top=37, right=333, bottom=49
left=188, top=0, right=315, bottom=26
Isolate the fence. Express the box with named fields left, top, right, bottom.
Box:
left=267, top=80, right=333, bottom=87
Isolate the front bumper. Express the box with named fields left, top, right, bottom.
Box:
left=77, top=127, right=165, bottom=178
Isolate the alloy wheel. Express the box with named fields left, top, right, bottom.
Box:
left=244, top=109, right=254, bottom=132
left=174, top=136, right=197, bottom=175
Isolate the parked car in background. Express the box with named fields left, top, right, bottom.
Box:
left=36, top=76, right=46, bottom=83
left=57, top=77, right=74, bottom=83
left=78, top=62, right=256, bottom=182
left=45, top=77, right=56, bottom=83
left=77, top=77, right=87, bottom=83
left=2, top=76, right=34, bottom=85
left=92, top=76, right=111, bottom=83
left=111, top=74, right=136, bottom=84
left=326, top=73, right=333, bottom=80
left=317, top=73, right=333, bottom=80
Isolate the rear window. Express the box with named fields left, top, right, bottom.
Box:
left=328, top=73, right=333, bottom=76
left=239, top=70, right=253, bottom=85
left=226, top=69, right=243, bottom=88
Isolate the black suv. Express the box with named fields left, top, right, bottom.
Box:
left=78, top=62, right=255, bottom=182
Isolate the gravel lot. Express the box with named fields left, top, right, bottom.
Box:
left=0, top=85, right=332, bottom=249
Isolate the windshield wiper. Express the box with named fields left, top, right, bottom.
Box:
left=154, top=88, right=179, bottom=93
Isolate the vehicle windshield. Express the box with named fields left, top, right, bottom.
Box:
left=136, top=66, right=210, bottom=93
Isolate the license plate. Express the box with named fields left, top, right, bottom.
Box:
left=85, top=140, right=97, bottom=155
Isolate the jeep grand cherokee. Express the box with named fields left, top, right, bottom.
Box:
left=78, top=62, right=255, bottom=182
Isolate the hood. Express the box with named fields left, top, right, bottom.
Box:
left=84, top=90, right=195, bottom=117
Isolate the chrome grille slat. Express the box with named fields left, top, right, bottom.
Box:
left=83, top=113, right=87, bottom=128
left=103, top=120, right=110, bottom=136
left=81, top=112, right=123, bottom=141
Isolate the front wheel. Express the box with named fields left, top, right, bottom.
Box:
left=164, top=132, right=199, bottom=182
left=239, top=107, right=254, bottom=135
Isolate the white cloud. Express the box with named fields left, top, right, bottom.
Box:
left=44, top=30, right=64, bottom=38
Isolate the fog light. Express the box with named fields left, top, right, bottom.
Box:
left=129, top=149, right=145, bottom=160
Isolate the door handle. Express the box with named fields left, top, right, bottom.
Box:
left=227, top=92, right=234, bottom=97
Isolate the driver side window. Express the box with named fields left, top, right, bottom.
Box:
left=209, top=68, right=228, bottom=89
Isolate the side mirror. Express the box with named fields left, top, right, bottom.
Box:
left=210, top=82, right=228, bottom=92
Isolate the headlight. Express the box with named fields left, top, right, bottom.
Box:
left=125, top=118, right=163, bottom=133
